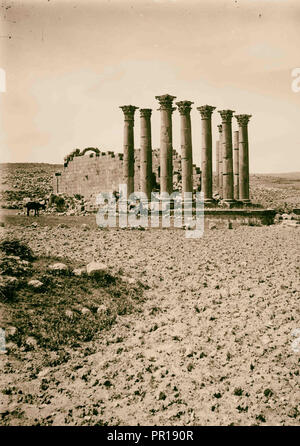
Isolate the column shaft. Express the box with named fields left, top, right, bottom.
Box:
left=215, top=141, right=219, bottom=192
left=218, top=110, right=235, bottom=201
left=156, top=95, right=176, bottom=195
left=217, top=125, right=223, bottom=197
left=140, top=109, right=153, bottom=199
left=176, top=101, right=193, bottom=195
left=235, top=114, right=252, bottom=202
left=197, top=105, right=216, bottom=202
left=233, top=130, right=239, bottom=200
left=120, top=105, right=138, bottom=197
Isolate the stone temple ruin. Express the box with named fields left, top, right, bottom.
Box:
left=53, top=94, right=252, bottom=205
left=53, top=147, right=201, bottom=200
left=53, top=94, right=275, bottom=224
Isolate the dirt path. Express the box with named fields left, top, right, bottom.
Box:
left=1, top=224, right=299, bottom=425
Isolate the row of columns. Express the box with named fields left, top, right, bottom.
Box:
left=215, top=113, right=252, bottom=202
left=120, top=96, right=251, bottom=203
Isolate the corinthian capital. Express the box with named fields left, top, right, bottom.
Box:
left=155, top=94, right=176, bottom=111
left=235, top=114, right=252, bottom=126
left=175, top=100, right=193, bottom=115
left=197, top=105, right=216, bottom=119
left=218, top=109, right=235, bottom=123
left=120, top=105, right=139, bottom=120
left=140, top=108, right=152, bottom=119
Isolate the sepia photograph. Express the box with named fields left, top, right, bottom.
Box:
left=0, top=0, right=299, bottom=432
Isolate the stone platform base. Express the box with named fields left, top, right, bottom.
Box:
left=202, top=208, right=276, bottom=225
left=114, top=208, right=276, bottom=228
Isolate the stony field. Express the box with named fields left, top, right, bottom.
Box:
left=0, top=213, right=299, bottom=426
left=0, top=163, right=62, bottom=209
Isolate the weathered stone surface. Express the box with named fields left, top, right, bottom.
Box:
left=197, top=105, right=216, bottom=202
left=73, top=267, right=86, bottom=276
left=0, top=276, right=18, bottom=286
left=28, top=279, right=43, bottom=289
left=81, top=307, right=91, bottom=315
left=121, top=276, right=136, bottom=285
left=97, top=304, right=107, bottom=315
left=53, top=147, right=201, bottom=203
left=218, top=110, right=235, bottom=202
left=233, top=130, right=239, bottom=200
left=120, top=105, right=138, bottom=197
left=25, top=337, right=38, bottom=349
left=217, top=124, right=223, bottom=196
left=48, top=262, right=68, bottom=272
left=235, top=114, right=252, bottom=203
left=176, top=101, right=193, bottom=195
left=6, top=326, right=17, bottom=336
left=140, top=109, right=153, bottom=199
left=86, top=261, right=108, bottom=275
left=156, top=94, right=176, bottom=195
left=65, top=309, right=73, bottom=318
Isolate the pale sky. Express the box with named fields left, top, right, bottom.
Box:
left=0, top=0, right=299, bottom=172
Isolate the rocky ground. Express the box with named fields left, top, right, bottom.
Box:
left=250, top=173, right=300, bottom=212
left=0, top=215, right=299, bottom=426
left=0, top=163, right=62, bottom=209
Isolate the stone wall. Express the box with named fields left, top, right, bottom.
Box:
left=53, top=148, right=201, bottom=199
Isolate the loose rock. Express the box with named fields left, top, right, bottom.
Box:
left=86, top=261, right=108, bottom=275
left=28, top=279, right=43, bottom=289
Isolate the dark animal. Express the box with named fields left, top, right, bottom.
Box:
left=25, top=201, right=46, bottom=216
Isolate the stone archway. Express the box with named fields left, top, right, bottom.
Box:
left=80, top=147, right=100, bottom=156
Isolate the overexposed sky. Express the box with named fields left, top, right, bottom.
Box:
left=0, top=0, right=299, bottom=172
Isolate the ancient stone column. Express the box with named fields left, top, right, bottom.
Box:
left=155, top=94, right=176, bottom=195
left=54, top=172, right=61, bottom=194
left=215, top=141, right=219, bottom=192
left=217, top=124, right=223, bottom=197
left=197, top=105, right=216, bottom=203
left=120, top=105, right=138, bottom=198
left=235, top=114, right=252, bottom=202
left=233, top=130, right=239, bottom=200
left=140, top=108, right=153, bottom=200
left=176, top=100, right=193, bottom=195
left=218, top=110, right=235, bottom=202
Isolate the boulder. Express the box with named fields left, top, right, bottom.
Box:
left=86, top=261, right=108, bottom=275
left=0, top=276, right=18, bottom=286
left=6, top=326, right=17, bottom=337
left=28, top=279, right=43, bottom=289
left=73, top=267, right=86, bottom=276
left=25, top=337, right=38, bottom=349
left=48, top=262, right=68, bottom=272
left=97, top=304, right=107, bottom=315
left=81, top=307, right=91, bottom=315
left=121, top=276, right=136, bottom=285
left=281, top=213, right=290, bottom=220
left=0, top=255, right=31, bottom=276
left=65, top=309, right=73, bottom=318
left=81, top=223, right=90, bottom=231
